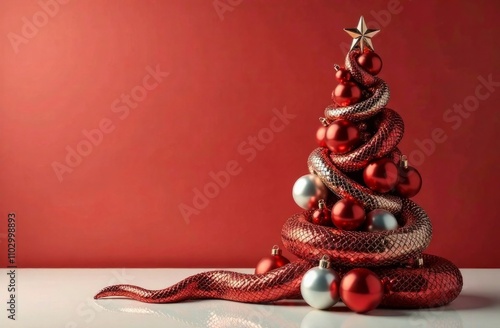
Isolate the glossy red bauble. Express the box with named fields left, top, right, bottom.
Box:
left=331, top=199, right=365, bottom=231
left=312, top=207, right=332, bottom=226
left=325, top=119, right=360, bottom=154
left=316, top=125, right=328, bottom=148
left=340, top=268, right=384, bottom=313
left=332, top=82, right=361, bottom=106
left=255, top=247, right=290, bottom=274
left=335, top=68, right=351, bottom=83
left=363, top=158, right=399, bottom=193
left=397, top=166, right=422, bottom=198
left=356, top=51, right=383, bottom=75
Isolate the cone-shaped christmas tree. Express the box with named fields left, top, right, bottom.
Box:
left=95, top=17, right=462, bottom=313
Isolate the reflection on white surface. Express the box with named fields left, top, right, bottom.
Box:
left=95, top=296, right=467, bottom=328
left=300, top=310, right=338, bottom=328
left=310, top=306, right=465, bottom=328
left=95, top=299, right=307, bottom=328
left=0, top=269, right=498, bottom=328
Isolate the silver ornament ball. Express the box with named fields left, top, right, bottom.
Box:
left=300, top=258, right=340, bottom=310
left=292, top=174, right=328, bottom=209
left=365, top=209, right=398, bottom=231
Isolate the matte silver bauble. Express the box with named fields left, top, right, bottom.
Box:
left=365, top=209, right=398, bottom=231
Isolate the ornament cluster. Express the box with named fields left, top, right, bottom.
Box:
left=255, top=249, right=385, bottom=314
left=301, top=256, right=383, bottom=313
left=291, top=171, right=403, bottom=233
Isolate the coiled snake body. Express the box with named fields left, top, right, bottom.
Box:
left=95, top=50, right=463, bottom=309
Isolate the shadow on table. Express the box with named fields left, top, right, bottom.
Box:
left=447, top=293, right=497, bottom=310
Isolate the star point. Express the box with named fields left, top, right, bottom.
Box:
left=344, top=16, right=380, bottom=52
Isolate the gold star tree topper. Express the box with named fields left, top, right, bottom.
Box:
left=344, top=16, right=380, bottom=52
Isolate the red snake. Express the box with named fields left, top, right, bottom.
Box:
left=95, top=50, right=463, bottom=309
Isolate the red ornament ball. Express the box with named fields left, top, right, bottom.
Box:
left=312, top=206, right=331, bottom=226
left=397, top=166, right=422, bottom=198
left=255, top=246, right=290, bottom=274
left=363, top=158, right=399, bottom=193
left=356, top=51, right=383, bottom=75
left=331, top=199, right=365, bottom=231
left=316, top=125, right=328, bottom=148
left=332, top=82, right=361, bottom=106
left=325, top=119, right=360, bottom=154
left=335, top=68, right=351, bottom=83
left=340, top=268, right=383, bottom=313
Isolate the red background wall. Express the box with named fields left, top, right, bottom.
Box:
left=0, top=0, right=499, bottom=268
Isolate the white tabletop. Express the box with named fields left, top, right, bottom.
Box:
left=0, top=268, right=498, bottom=328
